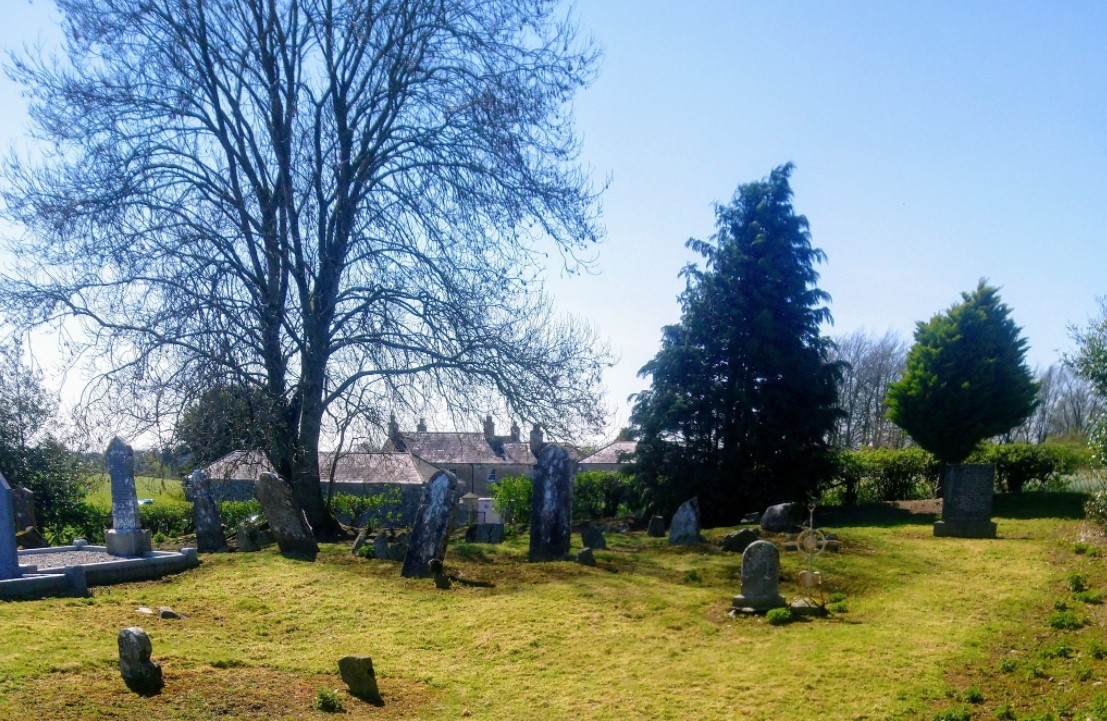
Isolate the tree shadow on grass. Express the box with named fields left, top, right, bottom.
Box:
left=993, top=492, right=1087, bottom=520
left=816, top=503, right=938, bottom=529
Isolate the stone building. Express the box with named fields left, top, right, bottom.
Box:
left=576, top=440, right=637, bottom=473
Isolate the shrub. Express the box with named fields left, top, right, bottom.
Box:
left=219, top=500, right=263, bottom=528
left=765, top=608, right=792, bottom=626
left=489, top=474, right=533, bottom=526
left=963, top=686, right=983, bottom=704
left=993, top=703, right=1015, bottom=721
left=1073, top=542, right=1098, bottom=556
left=43, top=502, right=112, bottom=545
left=139, top=502, right=193, bottom=538
left=1068, top=572, right=1089, bottom=593
left=970, top=443, right=1086, bottom=493
left=331, top=488, right=403, bottom=530
left=998, top=658, right=1016, bottom=673
left=1041, top=641, right=1074, bottom=659
left=572, top=471, right=632, bottom=520
left=1076, top=590, right=1103, bottom=605
left=829, top=448, right=940, bottom=503
left=1087, top=490, right=1107, bottom=527
left=828, top=601, right=848, bottom=614
left=314, top=688, right=344, bottom=713
left=828, top=591, right=848, bottom=603
left=1048, top=610, right=1085, bottom=630
left=1089, top=639, right=1107, bottom=660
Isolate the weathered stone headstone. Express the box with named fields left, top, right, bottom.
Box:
left=465, top=523, right=505, bottom=544
left=338, top=655, right=383, bottom=704
left=760, top=503, right=797, bottom=532
left=253, top=472, right=319, bottom=558
left=646, top=515, right=666, bottom=537
left=576, top=547, right=596, bottom=567
left=16, top=526, right=49, bottom=550
left=934, top=463, right=997, bottom=538
left=0, top=472, right=21, bottom=580
left=528, top=445, right=573, bottom=562
left=668, top=497, right=704, bottom=545
left=373, top=531, right=391, bottom=560
left=105, top=437, right=152, bottom=557
left=118, top=626, right=163, bottom=694
left=188, top=469, right=226, bottom=553
left=351, top=528, right=370, bottom=556
left=720, top=527, right=760, bottom=553
left=580, top=525, right=607, bottom=550
left=402, top=471, right=458, bottom=578
left=236, top=522, right=261, bottom=552
left=731, top=540, right=786, bottom=613
left=11, top=485, right=36, bottom=532
left=388, top=535, right=409, bottom=563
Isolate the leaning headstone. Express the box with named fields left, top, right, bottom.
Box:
left=118, top=626, right=163, bottom=694
left=580, top=525, right=607, bottom=550
left=576, top=547, right=596, bottom=567
left=351, top=528, right=370, bottom=556
left=934, top=463, right=998, bottom=538
left=760, top=503, right=797, bottom=532
left=740, top=512, right=761, bottom=525
left=338, top=655, right=383, bottom=705
left=646, top=515, right=666, bottom=537
left=465, top=523, right=505, bottom=544
left=668, top=497, right=704, bottom=545
left=188, top=469, right=226, bottom=553
left=253, top=472, right=319, bottom=558
left=16, top=526, right=49, bottom=550
left=731, top=540, right=786, bottom=613
left=528, top=445, right=573, bottom=562
left=105, top=437, right=152, bottom=557
left=0, top=472, right=21, bottom=580
left=720, top=527, right=760, bottom=553
left=388, top=535, right=409, bottom=563
left=402, top=470, right=458, bottom=578
left=11, top=485, right=36, bottom=533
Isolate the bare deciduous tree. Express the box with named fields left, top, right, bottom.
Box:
left=1004, top=364, right=1102, bottom=444
left=829, top=329, right=908, bottom=450
left=0, top=0, right=609, bottom=537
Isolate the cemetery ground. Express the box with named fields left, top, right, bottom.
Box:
left=0, top=493, right=1104, bottom=721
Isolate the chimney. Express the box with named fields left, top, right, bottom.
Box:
left=483, top=414, right=495, bottom=440
left=417, top=418, right=427, bottom=432
left=510, top=421, right=520, bottom=442
left=387, top=413, right=400, bottom=442
left=529, top=424, right=544, bottom=456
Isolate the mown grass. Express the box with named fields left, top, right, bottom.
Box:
left=0, top=493, right=1095, bottom=720
left=84, top=475, right=186, bottom=508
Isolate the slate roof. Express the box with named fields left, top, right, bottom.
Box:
left=396, top=432, right=536, bottom=466
left=578, top=441, right=637, bottom=466
left=204, top=450, right=425, bottom=485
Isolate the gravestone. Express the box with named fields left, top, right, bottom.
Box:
left=402, top=471, right=458, bottom=578
left=351, top=528, right=370, bottom=556
left=253, top=472, right=319, bottom=558
left=528, top=445, right=573, bottom=562
left=338, top=655, right=382, bottom=704
left=465, top=523, right=505, bottom=544
left=373, top=531, right=391, bottom=560
left=668, top=497, right=704, bottom=545
left=580, top=525, right=607, bottom=550
left=236, top=522, right=262, bottom=552
left=118, top=626, right=163, bottom=694
left=720, top=527, right=759, bottom=553
left=934, top=463, right=997, bottom=538
left=576, top=547, right=596, bottom=567
left=760, top=503, right=797, bottom=532
left=646, top=515, right=665, bottom=537
left=105, top=437, right=152, bottom=557
left=0, top=472, right=21, bottom=580
left=188, top=469, right=226, bottom=553
left=11, top=485, right=36, bottom=532
left=429, top=558, right=452, bottom=589
left=731, top=540, right=786, bottom=613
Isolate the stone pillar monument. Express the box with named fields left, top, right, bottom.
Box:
left=402, top=470, right=458, bottom=578
left=528, top=444, right=573, bottom=562
left=934, top=463, right=997, bottom=538
left=105, top=437, right=152, bottom=557
left=0, top=471, right=22, bottom=579
left=188, top=469, right=227, bottom=553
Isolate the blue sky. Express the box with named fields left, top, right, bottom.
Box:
left=1, top=1, right=1106, bottom=440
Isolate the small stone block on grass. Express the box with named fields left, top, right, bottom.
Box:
left=118, top=626, right=163, bottom=694
left=338, top=655, right=383, bottom=705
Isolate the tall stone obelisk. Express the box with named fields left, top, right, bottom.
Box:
left=105, top=437, right=152, bottom=557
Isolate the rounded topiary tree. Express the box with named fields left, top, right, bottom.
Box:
left=886, top=281, right=1039, bottom=467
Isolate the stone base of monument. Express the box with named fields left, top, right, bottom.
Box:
left=730, top=593, right=787, bottom=615
left=106, top=529, right=153, bottom=557
left=933, top=520, right=997, bottom=539
left=0, top=545, right=199, bottom=600
left=789, top=598, right=828, bottom=617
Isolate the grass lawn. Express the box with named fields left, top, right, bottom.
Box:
left=84, top=475, right=186, bottom=508
left=0, top=493, right=1103, bottom=720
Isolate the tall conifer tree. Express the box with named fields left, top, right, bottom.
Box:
left=631, top=165, right=841, bottom=525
